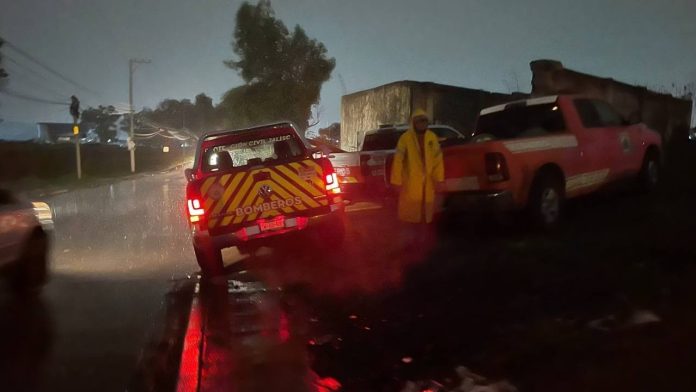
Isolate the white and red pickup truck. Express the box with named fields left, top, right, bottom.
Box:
left=329, top=124, right=468, bottom=199
left=440, top=95, right=662, bottom=227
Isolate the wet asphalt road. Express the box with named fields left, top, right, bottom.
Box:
left=3, top=146, right=696, bottom=392
left=1, top=170, right=197, bottom=392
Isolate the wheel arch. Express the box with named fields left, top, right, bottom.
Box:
left=526, top=163, right=566, bottom=205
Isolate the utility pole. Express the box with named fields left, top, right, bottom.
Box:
left=70, top=95, right=81, bottom=179
left=74, top=125, right=81, bottom=179
left=129, top=58, right=151, bottom=173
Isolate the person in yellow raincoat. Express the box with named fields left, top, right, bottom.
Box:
left=390, top=109, right=445, bottom=249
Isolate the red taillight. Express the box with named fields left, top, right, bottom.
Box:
left=318, top=158, right=342, bottom=194
left=325, top=173, right=340, bottom=192
left=187, top=198, right=205, bottom=222
left=485, top=153, right=509, bottom=182
left=186, top=182, right=206, bottom=223
left=188, top=199, right=204, bottom=216
left=186, top=181, right=205, bottom=223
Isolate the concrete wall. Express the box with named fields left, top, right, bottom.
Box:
left=531, top=60, right=693, bottom=146
left=340, top=82, right=411, bottom=151
left=411, top=83, right=527, bottom=134
left=341, top=81, right=526, bottom=150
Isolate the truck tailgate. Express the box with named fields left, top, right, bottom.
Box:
left=198, top=159, right=330, bottom=235
left=327, top=152, right=362, bottom=184
left=442, top=144, right=493, bottom=192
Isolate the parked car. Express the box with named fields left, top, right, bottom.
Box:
left=440, top=95, right=662, bottom=227
left=329, top=124, right=468, bottom=200
left=0, top=189, right=52, bottom=292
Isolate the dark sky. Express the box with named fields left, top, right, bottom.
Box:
left=1, top=0, right=695, bottom=128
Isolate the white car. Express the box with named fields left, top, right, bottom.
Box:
left=0, top=189, right=52, bottom=292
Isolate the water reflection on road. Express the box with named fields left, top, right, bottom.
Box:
left=47, top=172, right=193, bottom=279
left=2, top=170, right=199, bottom=392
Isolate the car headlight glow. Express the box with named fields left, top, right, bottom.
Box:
left=32, top=201, right=54, bottom=229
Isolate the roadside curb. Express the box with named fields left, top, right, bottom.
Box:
left=176, top=282, right=203, bottom=392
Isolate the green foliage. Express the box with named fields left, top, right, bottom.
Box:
left=80, top=105, right=120, bottom=143
left=138, top=93, right=218, bottom=136
left=219, top=0, right=335, bottom=131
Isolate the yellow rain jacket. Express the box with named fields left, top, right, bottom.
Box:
left=390, top=110, right=445, bottom=223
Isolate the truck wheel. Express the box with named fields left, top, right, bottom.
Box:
left=638, top=151, right=660, bottom=192
left=528, top=175, right=564, bottom=229
left=194, top=245, right=225, bottom=278
left=12, top=231, right=48, bottom=294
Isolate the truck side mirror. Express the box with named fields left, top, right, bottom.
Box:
left=184, top=168, right=193, bottom=181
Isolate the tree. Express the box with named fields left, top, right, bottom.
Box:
left=150, top=98, right=194, bottom=130
left=80, top=105, right=120, bottom=143
left=317, top=122, right=340, bottom=148
left=192, top=93, right=218, bottom=134
left=219, top=0, right=335, bottom=131
left=137, top=93, right=218, bottom=136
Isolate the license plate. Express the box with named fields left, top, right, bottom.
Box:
left=259, top=217, right=285, bottom=231
left=371, top=168, right=385, bottom=176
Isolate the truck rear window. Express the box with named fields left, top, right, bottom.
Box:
left=476, top=103, right=566, bottom=140
left=202, top=133, right=304, bottom=172
left=362, top=131, right=405, bottom=151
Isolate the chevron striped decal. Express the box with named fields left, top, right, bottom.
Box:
left=201, top=159, right=329, bottom=228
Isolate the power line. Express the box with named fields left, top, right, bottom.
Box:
left=4, top=55, right=68, bottom=101
left=0, top=88, right=69, bottom=106
left=134, top=127, right=191, bottom=141
left=138, top=117, right=197, bottom=141
left=134, top=129, right=166, bottom=138
left=5, top=54, right=61, bottom=87
left=2, top=38, right=101, bottom=97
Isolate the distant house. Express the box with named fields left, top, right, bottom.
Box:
left=0, top=120, right=40, bottom=141
left=37, top=122, right=75, bottom=143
